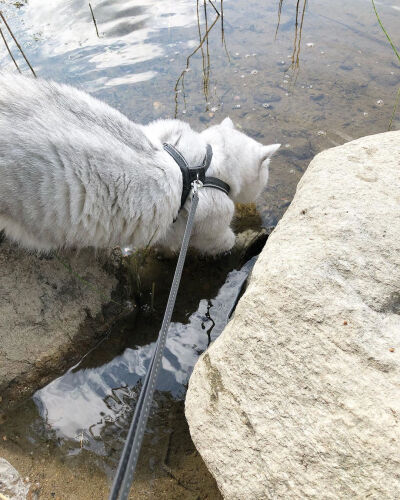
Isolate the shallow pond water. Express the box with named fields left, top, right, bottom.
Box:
left=0, top=0, right=399, bottom=498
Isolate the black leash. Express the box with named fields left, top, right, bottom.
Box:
left=109, top=144, right=232, bottom=500
left=109, top=181, right=202, bottom=500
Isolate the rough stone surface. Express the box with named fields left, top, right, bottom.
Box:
left=0, top=243, right=120, bottom=410
left=185, top=131, right=400, bottom=499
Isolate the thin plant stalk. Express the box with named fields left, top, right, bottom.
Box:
left=0, top=24, right=20, bottom=73
left=388, top=87, right=400, bottom=130
left=371, top=0, right=400, bottom=129
left=372, top=0, right=400, bottom=63
left=0, top=11, right=36, bottom=77
left=89, top=3, right=100, bottom=38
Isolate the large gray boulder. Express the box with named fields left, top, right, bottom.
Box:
left=0, top=244, right=121, bottom=410
left=185, top=131, right=400, bottom=499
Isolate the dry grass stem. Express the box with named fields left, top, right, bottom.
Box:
left=0, top=24, right=21, bottom=73
left=89, top=3, right=100, bottom=38
left=0, top=10, right=36, bottom=77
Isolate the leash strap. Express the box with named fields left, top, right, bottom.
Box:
left=163, top=143, right=230, bottom=210
left=109, top=181, right=202, bottom=500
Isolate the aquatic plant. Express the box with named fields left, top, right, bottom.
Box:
left=275, top=0, right=308, bottom=73
left=0, top=10, right=36, bottom=76
left=174, top=0, right=227, bottom=116
left=372, top=0, right=400, bottom=129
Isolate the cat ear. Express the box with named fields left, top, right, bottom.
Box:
left=260, top=143, right=280, bottom=162
left=221, top=117, right=235, bottom=129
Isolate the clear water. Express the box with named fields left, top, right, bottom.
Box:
left=0, top=0, right=399, bottom=497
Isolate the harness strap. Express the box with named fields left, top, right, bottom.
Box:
left=163, top=142, right=230, bottom=211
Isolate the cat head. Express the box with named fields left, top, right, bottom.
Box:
left=202, top=117, right=280, bottom=203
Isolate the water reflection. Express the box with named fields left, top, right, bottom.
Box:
left=0, top=0, right=198, bottom=90
left=174, top=0, right=228, bottom=116
left=33, top=258, right=255, bottom=452
left=275, top=0, right=308, bottom=74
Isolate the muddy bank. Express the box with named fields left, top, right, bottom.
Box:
left=0, top=399, right=221, bottom=500
left=0, top=244, right=130, bottom=412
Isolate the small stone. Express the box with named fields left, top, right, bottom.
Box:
left=376, top=99, right=384, bottom=106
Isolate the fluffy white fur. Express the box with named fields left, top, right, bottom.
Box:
left=0, top=73, right=279, bottom=255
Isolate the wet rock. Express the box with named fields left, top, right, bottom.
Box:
left=0, top=244, right=125, bottom=411
left=186, top=131, right=400, bottom=499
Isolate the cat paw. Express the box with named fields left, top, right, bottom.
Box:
left=192, top=229, right=236, bottom=256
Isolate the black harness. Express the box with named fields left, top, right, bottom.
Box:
left=163, top=143, right=230, bottom=211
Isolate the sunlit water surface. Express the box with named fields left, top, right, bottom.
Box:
left=0, top=0, right=399, bottom=497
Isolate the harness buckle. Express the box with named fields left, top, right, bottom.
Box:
left=191, top=178, right=203, bottom=195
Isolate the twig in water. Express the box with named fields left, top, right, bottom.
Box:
left=388, top=86, right=400, bottom=131
left=0, top=11, right=36, bottom=77
left=89, top=3, right=100, bottom=38
left=151, top=281, right=155, bottom=312
left=208, top=0, right=220, bottom=16
left=174, top=5, right=220, bottom=115
left=275, top=0, right=284, bottom=40
left=0, top=24, right=20, bottom=73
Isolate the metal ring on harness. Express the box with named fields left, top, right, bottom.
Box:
left=163, top=142, right=230, bottom=211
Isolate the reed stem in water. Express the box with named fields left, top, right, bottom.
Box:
left=89, top=3, right=100, bottom=38
left=0, top=11, right=36, bottom=77
left=0, top=24, right=21, bottom=73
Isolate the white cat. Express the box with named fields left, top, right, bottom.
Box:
left=0, top=73, right=279, bottom=255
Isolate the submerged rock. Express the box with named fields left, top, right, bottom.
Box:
left=186, top=131, right=400, bottom=499
left=0, top=244, right=126, bottom=411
